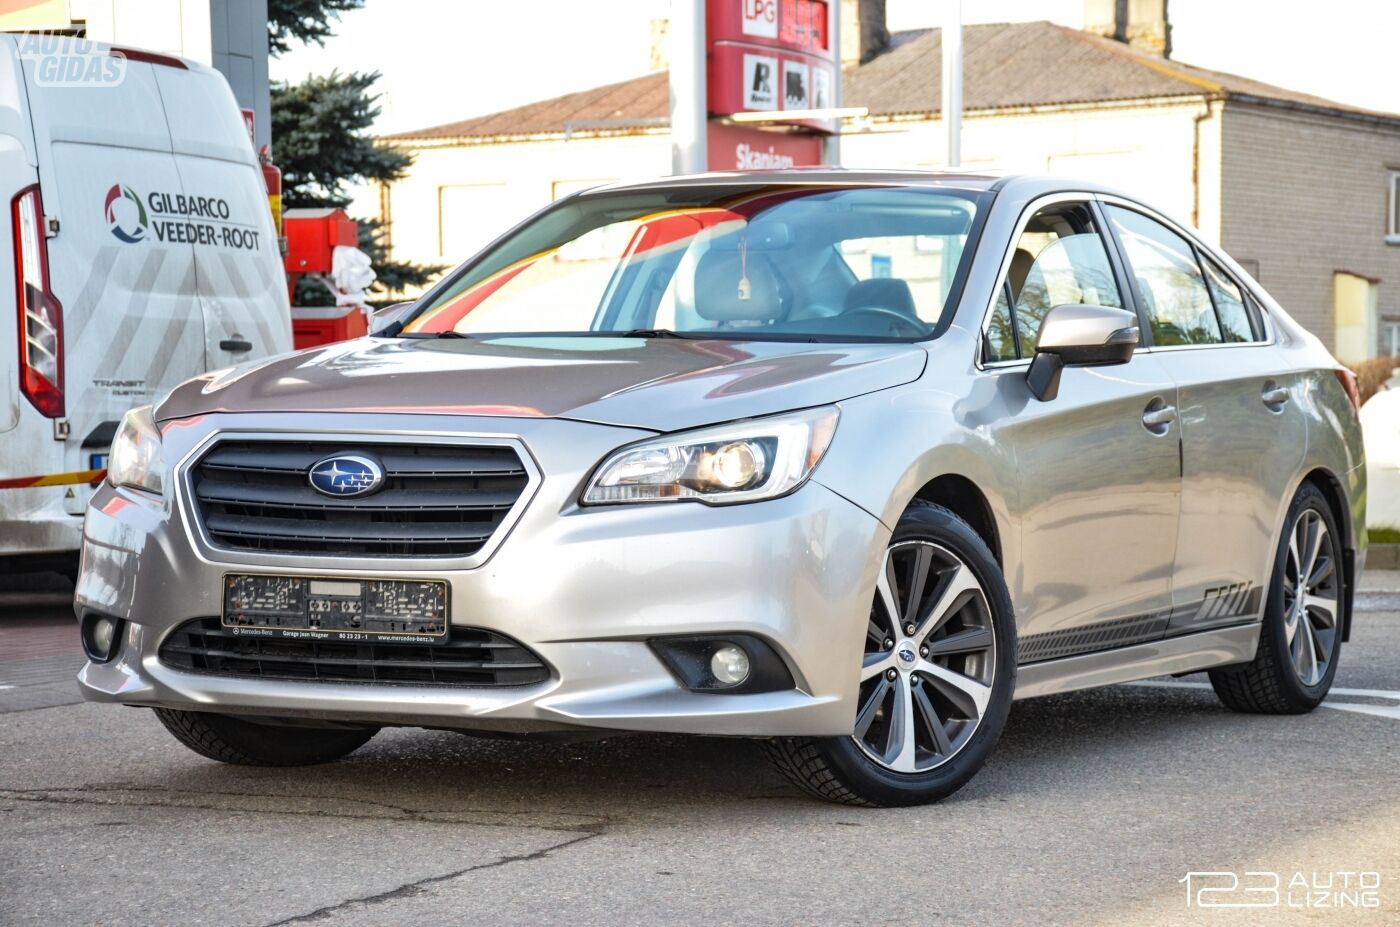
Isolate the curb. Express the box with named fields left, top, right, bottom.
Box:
left=1367, top=544, right=1400, bottom=571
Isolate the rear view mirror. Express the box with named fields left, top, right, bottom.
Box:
left=710, top=222, right=793, bottom=251
left=1026, top=304, right=1139, bottom=401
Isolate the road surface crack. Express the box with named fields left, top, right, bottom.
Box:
left=0, top=784, right=609, bottom=831
left=259, top=831, right=602, bottom=925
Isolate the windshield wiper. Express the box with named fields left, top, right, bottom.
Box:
left=398, top=330, right=474, bottom=340
left=614, top=328, right=689, bottom=339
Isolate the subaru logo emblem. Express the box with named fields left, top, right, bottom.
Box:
left=897, top=644, right=917, bottom=666
left=308, top=454, right=384, bottom=497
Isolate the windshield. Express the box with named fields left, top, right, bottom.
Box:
left=401, top=184, right=989, bottom=342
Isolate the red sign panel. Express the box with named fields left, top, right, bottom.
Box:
left=778, top=0, right=830, bottom=51
left=708, top=0, right=836, bottom=133
left=706, top=122, right=822, bottom=172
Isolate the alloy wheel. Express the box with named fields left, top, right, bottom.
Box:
left=1282, top=508, right=1340, bottom=687
left=854, top=540, right=997, bottom=773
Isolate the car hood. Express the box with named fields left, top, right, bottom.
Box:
left=155, top=336, right=928, bottom=433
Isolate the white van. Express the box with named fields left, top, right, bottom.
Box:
left=0, top=35, right=291, bottom=568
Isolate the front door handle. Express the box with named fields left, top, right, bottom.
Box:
left=1262, top=382, right=1289, bottom=409
left=219, top=338, right=253, bottom=353
left=1142, top=400, right=1177, bottom=434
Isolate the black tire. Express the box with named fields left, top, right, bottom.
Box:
left=1209, top=482, right=1344, bottom=714
left=153, top=708, right=377, bottom=766
left=764, top=501, right=1017, bottom=806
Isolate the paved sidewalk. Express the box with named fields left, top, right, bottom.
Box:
left=1360, top=569, right=1400, bottom=592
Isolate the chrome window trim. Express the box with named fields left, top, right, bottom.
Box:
left=174, top=426, right=543, bottom=574
left=974, top=191, right=1138, bottom=372
left=1095, top=194, right=1278, bottom=348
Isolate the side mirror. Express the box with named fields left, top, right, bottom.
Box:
left=370, top=301, right=413, bottom=335
left=1026, top=304, right=1140, bottom=402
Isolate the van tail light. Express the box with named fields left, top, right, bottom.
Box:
left=1334, top=367, right=1360, bottom=414
left=12, top=184, right=64, bottom=418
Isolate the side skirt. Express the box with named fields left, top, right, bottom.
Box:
left=1013, top=622, right=1260, bottom=700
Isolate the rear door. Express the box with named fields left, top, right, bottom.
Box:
left=0, top=34, right=33, bottom=435
left=1101, top=201, right=1304, bottom=633
left=19, top=46, right=206, bottom=511
left=152, top=61, right=291, bottom=367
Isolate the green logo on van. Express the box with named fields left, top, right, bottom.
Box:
left=104, top=184, right=148, bottom=243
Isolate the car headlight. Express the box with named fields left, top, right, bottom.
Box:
left=582, top=406, right=839, bottom=506
left=107, top=405, right=166, bottom=496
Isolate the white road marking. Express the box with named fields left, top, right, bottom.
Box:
left=1319, top=702, right=1400, bottom=721
left=0, top=685, right=13, bottom=690
left=1128, top=679, right=1400, bottom=700
left=1126, top=679, right=1400, bottom=720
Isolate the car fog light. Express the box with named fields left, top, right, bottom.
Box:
left=710, top=645, right=751, bottom=686
left=81, top=614, right=124, bottom=663
left=92, top=618, right=115, bottom=653
left=648, top=635, right=793, bottom=693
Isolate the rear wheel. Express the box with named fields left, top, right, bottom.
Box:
left=154, top=708, right=377, bottom=766
left=1209, top=482, right=1344, bottom=713
left=764, top=502, right=1016, bottom=806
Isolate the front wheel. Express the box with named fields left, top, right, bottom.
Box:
left=1209, top=482, right=1344, bottom=714
left=154, top=708, right=377, bottom=766
left=765, top=501, right=1017, bottom=806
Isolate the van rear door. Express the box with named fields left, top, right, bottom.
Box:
left=152, top=61, right=292, bottom=367
left=19, top=46, right=206, bottom=510
left=0, top=34, right=35, bottom=436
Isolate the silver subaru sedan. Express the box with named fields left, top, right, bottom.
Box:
left=75, top=172, right=1366, bottom=806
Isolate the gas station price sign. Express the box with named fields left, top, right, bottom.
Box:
left=778, top=0, right=829, bottom=52
left=708, top=0, right=838, bottom=132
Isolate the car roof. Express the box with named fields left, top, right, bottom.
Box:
left=588, top=168, right=1000, bottom=195
left=583, top=169, right=1142, bottom=201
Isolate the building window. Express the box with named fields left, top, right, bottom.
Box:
left=1384, top=319, right=1400, bottom=357
left=1389, top=172, right=1400, bottom=243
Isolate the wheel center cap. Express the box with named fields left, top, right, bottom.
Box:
left=895, top=640, right=918, bottom=670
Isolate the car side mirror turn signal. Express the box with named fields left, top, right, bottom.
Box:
left=1026, top=304, right=1140, bottom=402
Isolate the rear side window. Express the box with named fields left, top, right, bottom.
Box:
left=1201, top=255, right=1255, bottom=342
left=1105, top=205, right=1221, bottom=346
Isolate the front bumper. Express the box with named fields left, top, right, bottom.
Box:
left=75, top=412, right=888, bottom=737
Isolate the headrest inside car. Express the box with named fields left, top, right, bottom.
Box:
left=843, top=278, right=919, bottom=320
left=694, top=249, right=783, bottom=322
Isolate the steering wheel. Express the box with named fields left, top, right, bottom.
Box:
left=841, top=306, right=930, bottom=337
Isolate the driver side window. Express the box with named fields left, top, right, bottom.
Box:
left=984, top=203, right=1125, bottom=362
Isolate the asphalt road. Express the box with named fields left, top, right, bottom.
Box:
left=2, top=575, right=1397, bottom=926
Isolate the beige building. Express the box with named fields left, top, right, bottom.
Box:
left=377, top=8, right=1400, bottom=359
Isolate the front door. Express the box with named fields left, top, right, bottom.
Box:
left=982, top=198, right=1181, bottom=662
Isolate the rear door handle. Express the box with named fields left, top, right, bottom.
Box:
left=1142, top=403, right=1177, bottom=428
left=219, top=338, right=253, bottom=353
left=1262, top=383, right=1289, bottom=408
